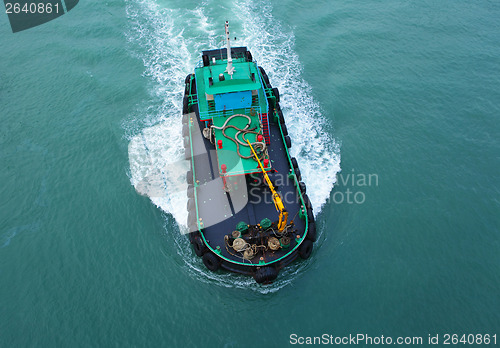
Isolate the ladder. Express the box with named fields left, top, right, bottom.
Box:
left=259, top=113, right=271, bottom=145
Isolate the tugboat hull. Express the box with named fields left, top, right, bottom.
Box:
left=182, top=43, right=315, bottom=283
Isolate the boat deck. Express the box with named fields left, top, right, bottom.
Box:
left=212, top=113, right=272, bottom=176
left=188, top=102, right=306, bottom=267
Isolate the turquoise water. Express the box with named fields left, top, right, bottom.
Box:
left=1, top=0, right=499, bottom=346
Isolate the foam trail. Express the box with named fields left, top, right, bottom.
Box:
left=124, top=0, right=219, bottom=226
left=234, top=0, right=341, bottom=212
left=124, top=0, right=339, bottom=291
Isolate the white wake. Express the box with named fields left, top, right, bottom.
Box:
left=124, top=0, right=341, bottom=291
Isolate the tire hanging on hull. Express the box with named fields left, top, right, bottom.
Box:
left=302, top=194, right=312, bottom=210
left=294, top=167, right=302, bottom=182
left=306, top=221, right=317, bottom=242
left=192, top=236, right=207, bottom=257
left=203, top=252, right=221, bottom=271
left=299, top=182, right=306, bottom=194
left=280, top=123, right=288, bottom=137
left=254, top=266, right=278, bottom=284
left=183, top=96, right=189, bottom=115
left=272, top=87, right=280, bottom=103
left=284, top=135, right=292, bottom=148
left=258, top=66, right=270, bottom=87
left=299, top=239, right=313, bottom=259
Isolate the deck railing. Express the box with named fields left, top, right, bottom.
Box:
left=199, top=106, right=262, bottom=120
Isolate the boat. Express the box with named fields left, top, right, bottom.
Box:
left=182, top=21, right=316, bottom=284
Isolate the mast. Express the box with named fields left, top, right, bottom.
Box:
left=224, top=21, right=235, bottom=78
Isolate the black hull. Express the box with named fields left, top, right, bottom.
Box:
left=182, top=57, right=316, bottom=284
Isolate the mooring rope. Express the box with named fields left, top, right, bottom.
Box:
left=211, top=114, right=267, bottom=160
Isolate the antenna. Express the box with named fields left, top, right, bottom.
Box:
left=224, top=21, right=235, bottom=78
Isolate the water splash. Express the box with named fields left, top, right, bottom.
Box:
left=124, top=0, right=340, bottom=291
left=124, top=0, right=219, bottom=225
left=234, top=0, right=341, bottom=211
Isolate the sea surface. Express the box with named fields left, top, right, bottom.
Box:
left=1, top=0, right=499, bottom=346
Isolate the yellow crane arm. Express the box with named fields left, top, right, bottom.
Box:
left=246, top=139, right=289, bottom=231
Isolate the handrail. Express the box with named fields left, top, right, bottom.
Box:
left=199, top=106, right=261, bottom=120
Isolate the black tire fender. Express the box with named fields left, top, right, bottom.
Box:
left=202, top=252, right=221, bottom=271
left=253, top=266, right=278, bottom=284
left=280, top=123, right=288, bottom=137
left=307, top=207, right=315, bottom=225
left=187, top=197, right=195, bottom=211
left=294, top=167, right=302, bottom=182
left=188, top=231, right=199, bottom=244
left=299, top=181, right=306, bottom=195
left=182, top=96, right=189, bottom=114
left=187, top=186, right=194, bottom=198
left=306, top=221, right=317, bottom=242
left=299, top=239, right=313, bottom=259
left=187, top=210, right=196, bottom=225
left=278, top=108, right=285, bottom=124
left=187, top=210, right=195, bottom=222
left=193, top=236, right=207, bottom=257
left=284, top=135, right=291, bottom=148
left=302, top=194, right=312, bottom=210
left=259, top=66, right=270, bottom=87
left=272, top=87, right=280, bottom=103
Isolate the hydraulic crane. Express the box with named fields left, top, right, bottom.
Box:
left=246, top=139, right=289, bottom=232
